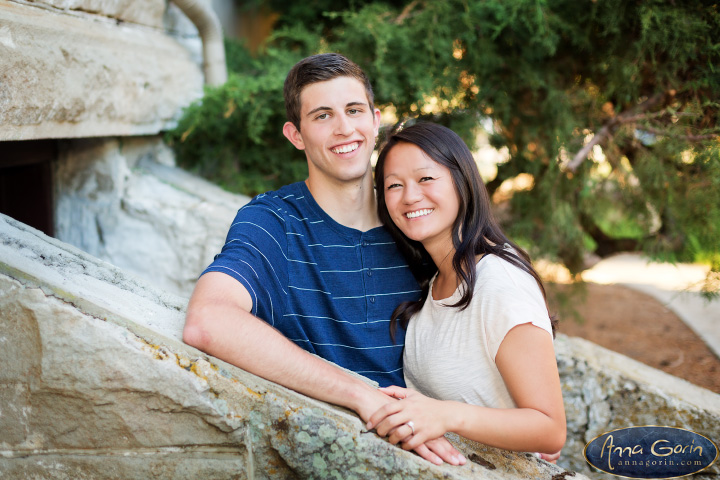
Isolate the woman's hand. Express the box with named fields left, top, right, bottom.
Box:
left=366, top=386, right=456, bottom=451
left=538, top=450, right=562, bottom=463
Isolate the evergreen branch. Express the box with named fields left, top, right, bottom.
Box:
left=395, top=0, right=421, bottom=24
left=635, top=126, right=720, bottom=142
left=621, top=111, right=697, bottom=123
left=566, top=93, right=666, bottom=172
left=565, top=124, right=613, bottom=172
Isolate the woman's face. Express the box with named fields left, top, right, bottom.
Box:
left=382, top=142, right=460, bottom=251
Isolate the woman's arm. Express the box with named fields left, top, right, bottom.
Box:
left=367, top=323, right=566, bottom=455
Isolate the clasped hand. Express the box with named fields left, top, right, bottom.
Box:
left=368, top=387, right=562, bottom=464
left=367, top=386, right=464, bottom=463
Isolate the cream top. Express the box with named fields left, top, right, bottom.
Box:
left=403, top=254, right=553, bottom=408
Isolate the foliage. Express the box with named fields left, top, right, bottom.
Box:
left=165, top=38, right=313, bottom=195
left=167, top=0, right=720, bottom=281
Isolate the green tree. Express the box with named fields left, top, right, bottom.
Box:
left=166, top=0, right=720, bottom=292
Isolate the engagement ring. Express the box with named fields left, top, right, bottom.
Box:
left=407, top=421, right=415, bottom=435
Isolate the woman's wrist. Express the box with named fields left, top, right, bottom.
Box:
left=445, top=401, right=469, bottom=434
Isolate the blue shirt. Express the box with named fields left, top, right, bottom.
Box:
left=203, top=182, right=421, bottom=386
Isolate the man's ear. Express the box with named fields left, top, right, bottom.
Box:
left=283, top=122, right=305, bottom=150
left=373, top=108, right=381, bottom=137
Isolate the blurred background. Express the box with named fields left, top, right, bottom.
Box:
left=1, top=0, right=718, bottom=391
left=171, top=0, right=720, bottom=392
left=172, top=0, right=720, bottom=286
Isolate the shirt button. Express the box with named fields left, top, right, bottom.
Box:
left=367, top=270, right=373, bottom=276
left=370, top=297, right=375, bottom=303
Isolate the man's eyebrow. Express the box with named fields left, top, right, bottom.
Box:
left=306, top=106, right=331, bottom=117
left=306, top=101, right=369, bottom=117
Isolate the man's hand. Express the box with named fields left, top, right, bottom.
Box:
left=361, top=386, right=466, bottom=466
left=353, top=384, right=397, bottom=424
left=415, top=437, right=467, bottom=466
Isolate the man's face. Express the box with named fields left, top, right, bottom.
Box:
left=283, top=76, right=380, bottom=185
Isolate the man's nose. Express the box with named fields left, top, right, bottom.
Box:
left=334, top=114, right=354, bottom=136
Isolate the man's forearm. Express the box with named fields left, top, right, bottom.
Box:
left=182, top=274, right=463, bottom=465
left=184, top=298, right=384, bottom=418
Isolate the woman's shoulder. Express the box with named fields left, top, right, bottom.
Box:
left=475, top=251, right=521, bottom=276
left=475, top=251, right=538, bottom=292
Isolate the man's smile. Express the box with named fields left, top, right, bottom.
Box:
left=330, top=141, right=360, bottom=154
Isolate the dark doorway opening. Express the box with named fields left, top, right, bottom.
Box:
left=0, top=140, right=57, bottom=237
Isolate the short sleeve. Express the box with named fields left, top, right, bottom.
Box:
left=202, top=195, right=289, bottom=326
left=480, top=257, right=553, bottom=361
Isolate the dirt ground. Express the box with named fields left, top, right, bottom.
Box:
left=547, top=282, right=720, bottom=394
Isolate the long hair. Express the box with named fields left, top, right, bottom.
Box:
left=375, top=122, right=556, bottom=337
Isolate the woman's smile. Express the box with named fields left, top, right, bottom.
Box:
left=405, top=208, right=434, bottom=219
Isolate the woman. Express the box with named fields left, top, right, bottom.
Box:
left=367, top=122, right=565, bottom=461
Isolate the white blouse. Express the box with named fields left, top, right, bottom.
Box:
left=403, top=254, right=553, bottom=408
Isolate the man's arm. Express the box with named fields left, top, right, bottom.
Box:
left=184, top=272, right=385, bottom=419
left=183, top=272, right=464, bottom=465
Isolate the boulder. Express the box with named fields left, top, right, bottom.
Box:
left=555, top=335, right=720, bottom=477
left=19, top=0, right=167, bottom=27
left=54, top=136, right=247, bottom=297
left=0, top=1, right=203, bottom=140
left=0, top=214, right=583, bottom=479
left=3, top=209, right=719, bottom=479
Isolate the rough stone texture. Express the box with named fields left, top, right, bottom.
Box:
left=0, top=0, right=203, bottom=140
left=555, top=336, right=720, bottom=478
left=21, top=0, right=167, bottom=27
left=54, top=136, right=247, bottom=297
left=0, top=214, right=582, bottom=479
left=164, top=1, right=204, bottom=67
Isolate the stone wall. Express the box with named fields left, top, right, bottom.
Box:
left=0, top=0, right=203, bottom=140
left=1, top=0, right=225, bottom=296
left=0, top=214, right=583, bottom=479
left=556, top=337, right=720, bottom=478
left=2, top=213, right=720, bottom=479
left=53, top=136, right=247, bottom=297
left=20, top=0, right=167, bottom=27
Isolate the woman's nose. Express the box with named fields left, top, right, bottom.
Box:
left=403, top=183, right=423, bottom=204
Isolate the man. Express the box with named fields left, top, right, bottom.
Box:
left=183, top=53, right=465, bottom=466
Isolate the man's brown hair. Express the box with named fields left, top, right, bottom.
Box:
left=283, top=53, right=375, bottom=131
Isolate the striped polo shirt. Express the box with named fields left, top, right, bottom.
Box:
left=203, top=181, right=421, bottom=386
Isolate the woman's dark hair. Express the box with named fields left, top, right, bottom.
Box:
left=375, top=122, right=556, bottom=338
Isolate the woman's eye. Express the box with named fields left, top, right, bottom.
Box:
left=419, top=176, right=434, bottom=182
left=386, top=183, right=401, bottom=190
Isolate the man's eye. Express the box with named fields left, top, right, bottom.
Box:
left=316, top=113, right=329, bottom=120
left=348, top=108, right=359, bottom=114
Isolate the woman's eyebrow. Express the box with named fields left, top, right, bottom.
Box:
left=384, top=166, right=434, bottom=179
